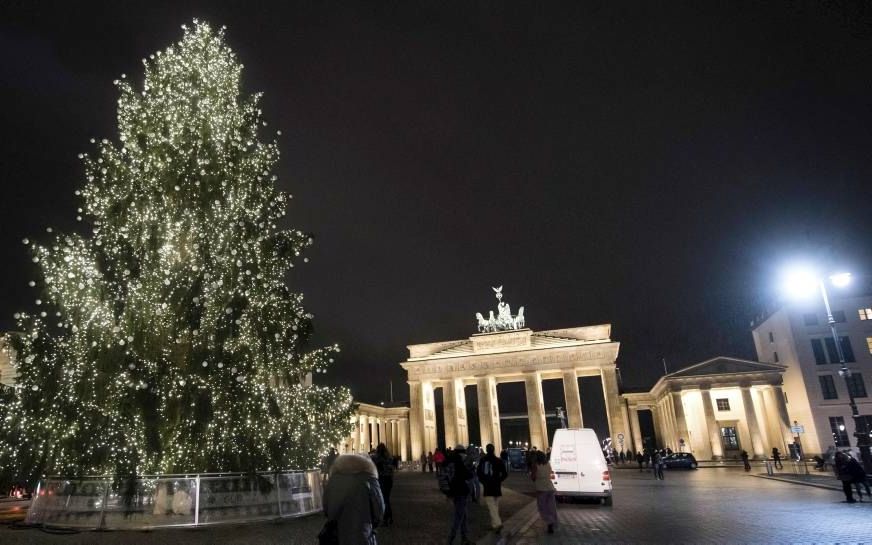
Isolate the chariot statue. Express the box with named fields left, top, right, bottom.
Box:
left=475, top=286, right=526, bottom=332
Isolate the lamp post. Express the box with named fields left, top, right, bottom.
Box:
left=785, top=269, right=871, bottom=473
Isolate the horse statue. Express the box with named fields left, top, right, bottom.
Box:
left=514, top=306, right=525, bottom=329
left=475, top=312, right=489, bottom=333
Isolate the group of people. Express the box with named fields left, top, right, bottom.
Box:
left=630, top=448, right=672, bottom=479
left=833, top=450, right=870, bottom=503
left=439, top=442, right=558, bottom=543
left=320, top=442, right=562, bottom=545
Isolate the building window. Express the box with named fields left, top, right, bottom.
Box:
left=822, top=336, right=855, bottom=363
left=819, top=375, right=838, bottom=400
left=830, top=416, right=850, bottom=447
left=832, top=310, right=847, bottom=323
left=716, top=398, right=730, bottom=411
left=859, top=308, right=872, bottom=321
left=811, top=339, right=828, bottom=365
left=846, top=373, right=867, bottom=398
left=768, top=331, right=775, bottom=343
left=804, top=313, right=819, bottom=326
left=773, top=351, right=779, bottom=363
left=867, top=337, right=872, bottom=355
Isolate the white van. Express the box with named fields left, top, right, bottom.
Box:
left=549, top=428, right=612, bottom=505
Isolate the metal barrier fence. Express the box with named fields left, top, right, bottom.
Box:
left=24, top=470, right=322, bottom=530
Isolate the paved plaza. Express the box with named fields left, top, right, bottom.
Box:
left=1, top=467, right=870, bottom=544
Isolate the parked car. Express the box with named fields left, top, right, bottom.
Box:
left=661, top=452, right=698, bottom=469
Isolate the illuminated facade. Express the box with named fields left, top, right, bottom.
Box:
left=623, top=357, right=791, bottom=459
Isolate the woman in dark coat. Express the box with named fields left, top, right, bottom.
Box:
left=324, top=454, right=385, bottom=545
left=371, top=443, right=395, bottom=526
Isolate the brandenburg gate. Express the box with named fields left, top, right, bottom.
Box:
left=400, top=287, right=628, bottom=458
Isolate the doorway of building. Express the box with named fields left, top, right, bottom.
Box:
left=720, top=425, right=741, bottom=459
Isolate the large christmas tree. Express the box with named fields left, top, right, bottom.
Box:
left=0, top=21, right=353, bottom=486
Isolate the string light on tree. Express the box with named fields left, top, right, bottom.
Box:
left=0, top=20, right=353, bottom=487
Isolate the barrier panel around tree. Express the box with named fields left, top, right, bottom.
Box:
left=24, top=470, right=322, bottom=530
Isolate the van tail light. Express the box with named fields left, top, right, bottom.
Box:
left=602, top=470, right=611, bottom=481
left=550, top=472, right=556, bottom=480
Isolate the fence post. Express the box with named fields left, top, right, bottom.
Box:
left=276, top=472, right=283, bottom=518
left=194, top=475, right=200, bottom=526
left=97, top=480, right=110, bottom=530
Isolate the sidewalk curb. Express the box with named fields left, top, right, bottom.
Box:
left=752, top=474, right=841, bottom=492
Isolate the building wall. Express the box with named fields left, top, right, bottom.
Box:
left=753, top=295, right=872, bottom=456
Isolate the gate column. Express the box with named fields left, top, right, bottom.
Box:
left=525, top=372, right=549, bottom=450
left=562, top=369, right=583, bottom=428
left=477, top=376, right=502, bottom=451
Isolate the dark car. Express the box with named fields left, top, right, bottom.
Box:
left=661, top=452, right=698, bottom=469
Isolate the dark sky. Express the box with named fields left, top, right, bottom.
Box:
left=2, top=2, right=871, bottom=408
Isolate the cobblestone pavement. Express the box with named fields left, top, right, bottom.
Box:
left=0, top=471, right=531, bottom=545
left=513, top=467, right=872, bottom=544
left=4, top=467, right=869, bottom=544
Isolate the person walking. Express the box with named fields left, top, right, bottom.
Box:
left=530, top=450, right=558, bottom=534
left=322, top=454, right=385, bottom=545
left=477, top=443, right=508, bottom=534
left=420, top=452, right=427, bottom=472
left=445, top=444, right=474, bottom=545
left=427, top=451, right=434, bottom=473
left=845, top=452, right=870, bottom=500
left=740, top=450, right=751, bottom=472
left=652, top=450, right=665, bottom=480
left=434, top=448, right=446, bottom=471
left=371, top=443, right=395, bottom=526
left=772, top=447, right=783, bottom=470
left=834, top=451, right=860, bottom=503
left=465, top=444, right=481, bottom=503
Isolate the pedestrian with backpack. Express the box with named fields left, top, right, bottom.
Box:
left=440, top=444, right=474, bottom=545
left=477, top=443, right=508, bottom=534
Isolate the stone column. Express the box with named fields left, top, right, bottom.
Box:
left=562, top=369, right=584, bottom=428
left=651, top=406, right=663, bottom=448
left=409, top=381, right=423, bottom=459
left=600, top=366, right=628, bottom=445
left=385, top=419, right=393, bottom=453
left=740, top=386, right=766, bottom=458
left=670, top=391, right=690, bottom=452
left=477, top=376, right=502, bottom=451
left=629, top=406, right=643, bottom=453
left=768, top=385, right=793, bottom=448
left=400, top=417, right=410, bottom=461
left=524, top=372, right=549, bottom=450
left=378, top=418, right=387, bottom=448
left=359, top=414, right=370, bottom=454
left=443, top=379, right=469, bottom=448
left=700, top=387, right=723, bottom=459
left=422, top=381, right=437, bottom=454
left=370, top=418, right=379, bottom=451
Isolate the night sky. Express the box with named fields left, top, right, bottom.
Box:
left=2, top=2, right=871, bottom=414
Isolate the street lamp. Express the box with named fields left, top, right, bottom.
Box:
left=782, top=267, right=872, bottom=473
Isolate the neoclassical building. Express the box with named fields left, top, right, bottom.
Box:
left=623, top=357, right=792, bottom=459
left=337, top=402, right=411, bottom=460
left=399, top=289, right=627, bottom=459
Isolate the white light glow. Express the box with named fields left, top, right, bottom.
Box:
left=782, top=266, right=819, bottom=300
left=829, top=272, right=852, bottom=288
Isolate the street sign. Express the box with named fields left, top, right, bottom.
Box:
left=791, top=425, right=804, bottom=434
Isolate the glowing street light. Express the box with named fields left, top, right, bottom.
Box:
left=781, top=266, right=871, bottom=473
